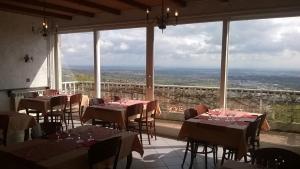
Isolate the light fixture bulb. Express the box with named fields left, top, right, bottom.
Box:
left=146, top=8, right=150, bottom=14
left=166, top=7, right=170, bottom=12
left=175, top=11, right=179, bottom=17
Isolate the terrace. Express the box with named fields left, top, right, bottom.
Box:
left=1, top=0, right=300, bottom=169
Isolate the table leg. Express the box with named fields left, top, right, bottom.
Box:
left=24, top=128, right=30, bottom=141
left=126, top=152, right=133, bottom=169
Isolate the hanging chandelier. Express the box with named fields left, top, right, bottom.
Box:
left=40, top=16, right=48, bottom=37
left=146, top=0, right=179, bottom=33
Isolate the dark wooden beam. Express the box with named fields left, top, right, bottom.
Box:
left=9, top=0, right=94, bottom=17
left=116, top=0, right=151, bottom=10
left=0, top=2, right=72, bottom=20
left=170, top=0, right=187, bottom=7
left=63, top=0, right=121, bottom=15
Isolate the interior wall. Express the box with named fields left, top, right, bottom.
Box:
left=0, top=11, right=51, bottom=111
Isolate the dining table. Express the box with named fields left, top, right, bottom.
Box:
left=0, top=125, right=143, bottom=169
left=0, top=111, right=37, bottom=145
left=17, top=95, right=89, bottom=122
left=82, top=99, right=161, bottom=129
left=178, top=109, right=270, bottom=160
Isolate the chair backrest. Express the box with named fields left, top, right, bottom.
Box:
left=257, top=113, right=267, bottom=137
left=126, top=103, right=143, bottom=128
left=113, top=96, right=121, bottom=102
left=246, top=117, right=262, bottom=145
left=145, top=100, right=157, bottom=119
left=88, top=136, right=121, bottom=169
left=184, top=108, right=198, bottom=120
left=39, top=122, right=63, bottom=137
left=89, top=98, right=105, bottom=106
left=253, top=148, right=300, bottom=169
left=24, top=92, right=39, bottom=98
left=50, top=95, right=68, bottom=112
left=194, top=104, right=209, bottom=115
left=43, top=89, right=59, bottom=96
left=69, top=93, right=82, bottom=109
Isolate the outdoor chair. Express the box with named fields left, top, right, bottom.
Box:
left=47, top=95, right=68, bottom=131
left=23, top=91, right=43, bottom=123
left=113, top=96, right=121, bottom=102
left=182, top=108, right=218, bottom=169
left=252, top=148, right=300, bottom=169
left=134, top=100, right=157, bottom=145
left=88, top=136, right=121, bottom=169
left=125, top=103, right=144, bottom=142
left=195, top=103, right=209, bottom=115
left=43, top=89, right=59, bottom=96
left=89, top=98, right=114, bottom=128
left=221, top=115, right=262, bottom=164
left=254, top=113, right=267, bottom=147
left=65, top=93, right=82, bottom=128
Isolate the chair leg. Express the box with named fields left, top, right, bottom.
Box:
left=138, top=122, right=142, bottom=144
left=153, top=120, right=157, bottom=140
left=189, top=141, right=195, bottom=169
left=221, top=148, right=226, bottom=165
left=70, top=113, right=74, bottom=128
left=181, top=140, right=190, bottom=168
left=146, top=123, right=151, bottom=145
left=204, top=145, right=208, bottom=169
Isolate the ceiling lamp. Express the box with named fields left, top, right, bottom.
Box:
left=40, top=0, right=48, bottom=37
left=40, top=16, right=48, bottom=37
left=146, top=0, right=179, bottom=33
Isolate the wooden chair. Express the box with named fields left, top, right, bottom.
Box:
left=221, top=116, right=262, bottom=164
left=0, top=115, right=9, bottom=145
left=254, top=113, right=267, bottom=147
left=65, top=93, right=82, bottom=129
left=182, top=108, right=217, bottom=169
left=88, top=136, right=121, bottom=169
left=134, top=100, right=157, bottom=145
left=125, top=103, right=144, bottom=142
left=23, top=92, right=43, bottom=123
left=89, top=98, right=113, bottom=127
left=47, top=95, right=68, bottom=131
left=113, top=96, right=121, bottom=102
left=43, top=89, right=59, bottom=96
left=252, top=148, right=300, bottom=169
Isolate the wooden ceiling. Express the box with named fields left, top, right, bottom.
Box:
left=0, top=0, right=189, bottom=20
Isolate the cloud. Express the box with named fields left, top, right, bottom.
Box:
left=60, top=17, right=300, bottom=70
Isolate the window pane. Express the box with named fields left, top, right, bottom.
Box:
left=154, top=22, right=222, bottom=120
left=100, top=28, right=146, bottom=100
left=228, top=17, right=300, bottom=124
left=61, top=32, right=94, bottom=96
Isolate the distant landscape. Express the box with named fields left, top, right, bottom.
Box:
left=62, top=65, right=300, bottom=91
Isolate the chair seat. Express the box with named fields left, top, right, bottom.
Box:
left=134, top=117, right=154, bottom=123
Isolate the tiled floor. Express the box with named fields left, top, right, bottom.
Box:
left=117, top=134, right=223, bottom=169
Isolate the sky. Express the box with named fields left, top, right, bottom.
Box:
left=61, top=16, right=300, bottom=70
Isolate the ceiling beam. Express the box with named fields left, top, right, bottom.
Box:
left=9, top=0, right=94, bottom=17
left=63, top=0, right=121, bottom=15
left=0, top=2, right=73, bottom=20
left=116, top=0, right=151, bottom=10
left=170, top=0, right=187, bottom=7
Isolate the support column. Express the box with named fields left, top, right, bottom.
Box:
left=54, top=33, right=62, bottom=91
left=220, top=19, right=230, bottom=108
left=94, top=30, right=101, bottom=98
left=146, top=24, right=154, bottom=100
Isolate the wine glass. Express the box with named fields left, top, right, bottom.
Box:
left=55, top=127, right=62, bottom=142
left=87, top=132, right=94, bottom=142
left=207, top=110, right=213, bottom=120
left=65, top=129, right=73, bottom=140
left=76, top=134, right=84, bottom=143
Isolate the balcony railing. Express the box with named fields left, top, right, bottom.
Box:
left=62, top=81, right=300, bottom=124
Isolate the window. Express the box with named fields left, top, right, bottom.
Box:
left=228, top=17, right=300, bottom=123
left=154, top=22, right=222, bottom=120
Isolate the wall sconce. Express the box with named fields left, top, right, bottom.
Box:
left=24, top=54, right=33, bottom=63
